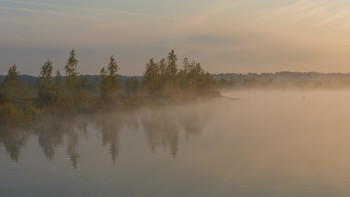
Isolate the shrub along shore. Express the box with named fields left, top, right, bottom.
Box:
left=0, top=49, right=218, bottom=124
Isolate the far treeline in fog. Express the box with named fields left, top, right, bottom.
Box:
left=214, top=72, right=350, bottom=89
left=0, top=49, right=217, bottom=123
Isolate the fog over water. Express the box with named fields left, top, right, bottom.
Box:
left=1, top=90, right=350, bottom=196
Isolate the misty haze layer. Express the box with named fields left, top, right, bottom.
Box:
left=1, top=90, right=350, bottom=196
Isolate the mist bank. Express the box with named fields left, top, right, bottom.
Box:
left=3, top=90, right=350, bottom=196
left=214, top=72, right=350, bottom=89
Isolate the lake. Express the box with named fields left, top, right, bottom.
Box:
left=1, top=90, right=350, bottom=196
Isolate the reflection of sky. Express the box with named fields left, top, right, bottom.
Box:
left=1, top=0, right=350, bottom=75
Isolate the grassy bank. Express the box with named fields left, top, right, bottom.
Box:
left=0, top=92, right=220, bottom=125
left=0, top=102, right=45, bottom=123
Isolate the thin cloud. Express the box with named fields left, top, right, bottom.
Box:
left=261, top=0, right=350, bottom=28
left=0, top=5, right=69, bottom=17
left=1, top=0, right=178, bottom=20
left=189, top=2, right=235, bottom=23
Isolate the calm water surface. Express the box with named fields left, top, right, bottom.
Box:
left=1, top=91, right=350, bottom=196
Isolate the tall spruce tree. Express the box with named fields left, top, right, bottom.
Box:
left=64, top=49, right=79, bottom=99
left=143, top=58, right=160, bottom=95
left=100, top=56, right=120, bottom=103
left=159, top=58, right=167, bottom=88
left=2, top=65, right=25, bottom=103
left=52, top=70, right=65, bottom=109
left=166, top=50, right=178, bottom=91
left=37, top=59, right=54, bottom=105
left=76, top=75, right=89, bottom=104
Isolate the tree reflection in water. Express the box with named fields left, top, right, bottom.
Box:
left=93, top=113, right=124, bottom=163
left=0, top=127, right=31, bottom=162
left=0, top=104, right=211, bottom=168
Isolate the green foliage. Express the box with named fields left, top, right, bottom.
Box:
left=75, top=75, right=89, bottom=110
left=79, top=75, right=89, bottom=89
left=126, top=77, right=139, bottom=96
left=0, top=92, right=7, bottom=104
left=0, top=103, right=43, bottom=123
left=166, top=50, right=178, bottom=91
left=142, top=50, right=214, bottom=97
left=100, top=56, right=120, bottom=103
left=64, top=49, right=79, bottom=99
left=179, top=59, right=214, bottom=93
left=143, top=58, right=161, bottom=95
left=1, top=65, right=28, bottom=103
left=159, top=58, right=167, bottom=83
left=166, top=49, right=178, bottom=79
left=51, top=71, right=66, bottom=111
left=0, top=103, right=23, bottom=123
left=92, top=77, right=100, bottom=93
left=37, top=59, right=54, bottom=106
left=0, top=49, right=217, bottom=124
left=5, top=65, right=19, bottom=83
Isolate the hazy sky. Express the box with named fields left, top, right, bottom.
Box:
left=1, top=0, right=350, bottom=76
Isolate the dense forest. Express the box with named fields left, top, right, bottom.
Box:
left=0, top=49, right=216, bottom=123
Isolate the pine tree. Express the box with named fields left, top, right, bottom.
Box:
left=64, top=49, right=79, bottom=100
left=52, top=70, right=65, bottom=110
left=143, top=58, right=160, bottom=95
left=100, top=67, right=107, bottom=102
left=100, top=56, right=120, bottom=103
left=179, top=58, right=213, bottom=93
left=37, top=59, right=54, bottom=105
left=76, top=75, right=88, bottom=104
left=107, top=56, right=119, bottom=92
left=2, top=65, right=26, bottom=103
left=159, top=58, right=167, bottom=84
left=166, top=50, right=178, bottom=91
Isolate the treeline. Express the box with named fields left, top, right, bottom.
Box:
left=142, top=50, right=214, bottom=96
left=0, top=49, right=216, bottom=123
left=214, top=72, right=350, bottom=89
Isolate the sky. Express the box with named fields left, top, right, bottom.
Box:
left=1, top=0, right=350, bottom=76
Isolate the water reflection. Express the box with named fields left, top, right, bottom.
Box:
left=0, top=103, right=211, bottom=168
left=3, top=92, right=350, bottom=196
left=94, top=113, right=124, bottom=163
left=0, top=127, right=31, bottom=162
left=141, top=106, right=206, bottom=157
